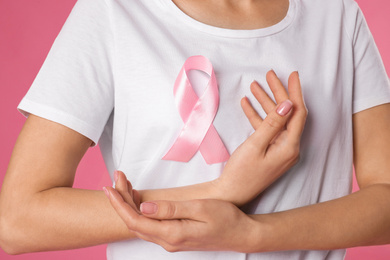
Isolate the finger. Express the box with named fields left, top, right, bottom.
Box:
left=107, top=187, right=190, bottom=242
left=250, top=80, right=275, bottom=114
left=105, top=186, right=157, bottom=231
left=287, top=72, right=305, bottom=108
left=241, top=96, right=263, bottom=129
left=286, top=72, right=308, bottom=141
left=127, top=180, right=135, bottom=199
left=132, top=189, right=141, bottom=209
left=266, top=70, right=289, bottom=104
left=252, top=99, right=293, bottom=151
left=113, top=171, right=140, bottom=211
left=140, top=200, right=205, bottom=221
left=114, top=170, right=127, bottom=191
left=114, top=171, right=133, bottom=204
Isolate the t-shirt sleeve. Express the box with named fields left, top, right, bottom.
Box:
left=344, top=0, right=390, bottom=114
left=18, top=0, right=115, bottom=145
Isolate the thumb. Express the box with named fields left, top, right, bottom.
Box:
left=140, top=200, right=195, bottom=220
left=254, top=99, right=293, bottom=150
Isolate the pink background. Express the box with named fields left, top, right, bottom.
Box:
left=0, top=0, right=389, bottom=259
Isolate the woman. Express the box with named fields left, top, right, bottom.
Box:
left=1, top=0, right=389, bottom=259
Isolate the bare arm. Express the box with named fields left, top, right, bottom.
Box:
left=248, top=103, right=390, bottom=251
left=104, top=105, right=390, bottom=252
left=0, top=115, right=135, bottom=254
left=0, top=71, right=304, bottom=254
left=138, top=70, right=306, bottom=206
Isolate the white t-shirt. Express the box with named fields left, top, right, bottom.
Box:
left=18, top=0, right=390, bottom=259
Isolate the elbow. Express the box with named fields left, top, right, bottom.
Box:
left=0, top=204, right=30, bottom=255
left=0, top=242, right=22, bottom=256
left=0, top=219, right=15, bottom=255
left=0, top=215, right=23, bottom=255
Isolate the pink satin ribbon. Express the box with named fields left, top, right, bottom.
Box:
left=162, top=55, right=230, bottom=165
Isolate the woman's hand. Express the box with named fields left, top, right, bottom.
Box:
left=104, top=170, right=141, bottom=212
left=213, top=70, right=307, bottom=206
left=106, top=70, right=307, bottom=212
left=104, top=186, right=259, bottom=253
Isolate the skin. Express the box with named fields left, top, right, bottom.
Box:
left=106, top=87, right=390, bottom=253
left=1, top=0, right=390, bottom=256
left=105, top=70, right=308, bottom=253
left=0, top=69, right=304, bottom=254
left=0, top=0, right=293, bottom=254
left=140, top=71, right=306, bottom=206
left=0, top=115, right=133, bottom=253
left=172, top=0, right=290, bottom=29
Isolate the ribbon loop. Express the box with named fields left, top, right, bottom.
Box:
left=162, top=55, right=230, bottom=165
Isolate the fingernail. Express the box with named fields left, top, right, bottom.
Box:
left=103, top=187, right=110, bottom=198
left=276, top=100, right=293, bottom=116
left=140, top=202, right=158, bottom=214
left=114, top=171, right=119, bottom=183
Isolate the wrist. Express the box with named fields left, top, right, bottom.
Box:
left=208, top=178, right=234, bottom=203
left=245, top=214, right=271, bottom=253
left=138, top=181, right=224, bottom=203
left=210, top=177, right=246, bottom=206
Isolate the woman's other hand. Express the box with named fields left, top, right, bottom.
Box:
left=104, top=188, right=259, bottom=253
left=213, top=70, right=307, bottom=206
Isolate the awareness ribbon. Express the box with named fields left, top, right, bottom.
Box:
left=162, top=55, right=230, bottom=165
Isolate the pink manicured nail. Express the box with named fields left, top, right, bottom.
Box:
left=114, top=171, right=119, bottom=183
left=276, top=100, right=293, bottom=116
left=103, top=187, right=110, bottom=198
left=140, top=202, right=158, bottom=214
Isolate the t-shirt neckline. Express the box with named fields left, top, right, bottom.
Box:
left=165, top=0, right=296, bottom=38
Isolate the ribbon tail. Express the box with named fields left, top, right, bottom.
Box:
left=199, top=125, right=230, bottom=165
left=162, top=134, right=198, bottom=162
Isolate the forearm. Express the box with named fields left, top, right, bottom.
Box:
left=0, top=187, right=135, bottom=254
left=140, top=72, right=305, bottom=206
left=138, top=171, right=283, bottom=206
left=139, top=180, right=219, bottom=203
left=0, top=116, right=137, bottom=254
left=249, top=184, right=390, bottom=252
